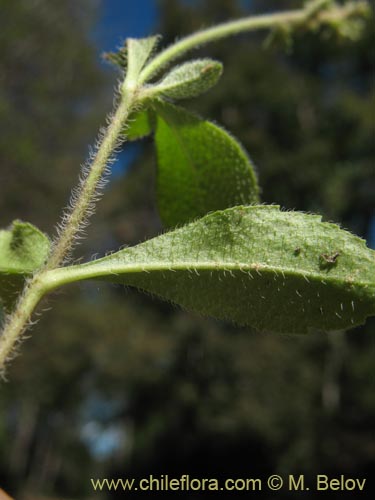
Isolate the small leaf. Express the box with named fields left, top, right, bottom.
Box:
left=151, top=58, right=223, bottom=99
left=126, top=36, right=160, bottom=83
left=59, top=206, right=375, bottom=334
left=125, top=109, right=155, bottom=141
left=0, top=221, right=50, bottom=273
left=154, top=100, right=259, bottom=227
left=103, top=46, right=128, bottom=70
left=0, top=221, right=50, bottom=311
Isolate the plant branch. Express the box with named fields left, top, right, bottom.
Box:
left=0, top=0, right=370, bottom=372
left=0, top=88, right=137, bottom=372
left=46, top=89, right=136, bottom=269
left=139, top=0, right=369, bottom=83
left=0, top=276, right=46, bottom=375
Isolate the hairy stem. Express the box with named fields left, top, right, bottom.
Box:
left=46, top=90, right=136, bottom=269
left=0, top=88, right=137, bottom=371
left=0, top=277, right=46, bottom=375
left=139, top=1, right=368, bottom=83
left=0, top=0, right=369, bottom=372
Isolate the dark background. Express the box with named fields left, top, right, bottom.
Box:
left=0, top=0, right=374, bottom=498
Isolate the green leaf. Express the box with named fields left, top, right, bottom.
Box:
left=151, top=59, right=223, bottom=99
left=57, top=206, right=375, bottom=334
left=0, top=221, right=50, bottom=311
left=126, top=36, right=160, bottom=83
left=154, top=100, right=260, bottom=227
left=125, top=109, right=155, bottom=141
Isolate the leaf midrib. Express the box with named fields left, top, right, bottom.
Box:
left=51, top=260, right=374, bottom=291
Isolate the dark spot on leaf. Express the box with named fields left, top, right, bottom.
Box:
left=201, top=64, right=214, bottom=73
left=319, top=251, right=340, bottom=269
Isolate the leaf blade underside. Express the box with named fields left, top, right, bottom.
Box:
left=152, top=58, right=223, bottom=99
left=59, top=206, right=375, bottom=334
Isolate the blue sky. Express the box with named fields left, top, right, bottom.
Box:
left=93, top=1, right=160, bottom=179
left=81, top=0, right=374, bottom=458
left=90, top=1, right=255, bottom=181
left=92, top=0, right=375, bottom=249
left=94, top=0, right=159, bottom=53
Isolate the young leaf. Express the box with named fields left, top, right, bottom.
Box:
left=154, top=100, right=259, bottom=227
left=151, top=59, right=223, bottom=100
left=0, top=221, right=50, bottom=311
left=55, top=206, right=375, bottom=334
left=126, top=36, right=160, bottom=83
left=125, top=109, right=155, bottom=141
left=103, top=46, right=128, bottom=70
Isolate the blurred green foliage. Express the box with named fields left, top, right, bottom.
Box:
left=0, top=0, right=374, bottom=498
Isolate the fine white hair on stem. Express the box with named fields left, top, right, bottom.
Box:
left=49, top=81, right=134, bottom=267
left=1, top=0, right=368, bottom=374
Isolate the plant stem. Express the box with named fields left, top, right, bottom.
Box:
left=139, top=1, right=368, bottom=83
left=0, top=277, right=46, bottom=374
left=46, top=89, right=136, bottom=269
left=0, top=0, right=369, bottom=372
left=0, top=88, right=137, bottom=371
